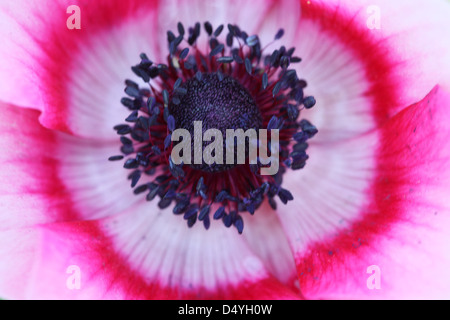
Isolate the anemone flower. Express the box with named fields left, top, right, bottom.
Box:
left=1, top=0, right=450, bottom=300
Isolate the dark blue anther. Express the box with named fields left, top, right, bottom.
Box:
left=131, top=66, right=150, bottom=82
left=293, top=131, right=307, bottom=143
left=175, top=87, right=188, bottom=95
left=121, top=144, right=134, bottom=155
left=275, top=29, right=285, bottom=40
left=214, top=207, right=225, bottom=220
left=284, top=158, right=292, bottom=168
left=303, top=96, right=316, bottom=109
left=287, top=104, right=300, bottom=121
left=147, top=96, right=156, bottom=113
left=167, top=115, right=176, bottom=132
left=290, top=151, right=308, bottom=161
left=163, top=90, right=169, bottom=106
left=194, top=22, right=201, bottom=37
left=210, top=43, right=224, bottom=57
left=184, top=204, right=199, bottom=220
left=158, top=198, right=173, bottom=209
left=278, top=188, right=294, bottom=204
left=167, top=30, right=176, bottom=43
left=179, top=48, right=189, bottom=60
left=121, top=97, right=134, bottom=109
left=134, top=184, right=148, bottom=195
left=245, top=58, right=252, bottom=75
left=125, top=85, right=140, bottom=98
left=246, top=35, right=258, bottom=47
left=215, top=190, right=228, bottom=202
left=204, top=21, right=213, bottom=35
left=272, top=82, right=282, bottom=96
left=129, top=170, right=141, bottom=188
left=199, top=190, right=207, bottom=200
left=294, top=88, right=304, bottom=103
left=125, top=111, right=139, bottom=123
left=146, top=187, right=160, bottom=202
left=223, top=213, right=233, bottom=228
left=152, top=145, right=161, bottom=155
left=164, top=189, right=177, bottom=200
left=108, top=155, right=124, bottom=161
left=139, top=53, right=150, bottom=61
left=124, top=159, right=139, bottom=169
left=226, top=32, right=233, bottom=47
left=233, top=25, right=242, bottom=37
left=174, top=79, right=182, bottom=91
left=299, top=119, right=318, bottom=138
left=234, top=215, right=244, bottom=234
left=164, top=134, right=172, bottom=149
left=125, top=79, right=139, bottom=89
left=232, top=50, right=243, bottom=64
left=203, top=215, right=211, bottom=230
left=196, top=177, right=205, bottom=193
left=227, top=24, right=235, bottom=35
left=173, top=200, right=190, bottom=214
left=268, top=197, right=277, bottom=210
left=138, top=116, right=149, bottom=130
left=270, top=50, right=280, bottom=66
left=177, top=22, right=185, bottom=37
left=267, top=116, right=279, bottom=130
left=217, top=56, right=234, bottom=63
left=214, top=24, right=224, bottom=37
left=187, top=215, right=197, bottom=228
left=291, top=158, right=308, bottom=171
left=198, top=205, right=210, bottom=221
left=280, top=56, right=290, bottom=69
left=246, top=203, right=255, bottom=215
left=209, top=38, right=219, bottom=50
left=262, top=73, right=268, bottom=90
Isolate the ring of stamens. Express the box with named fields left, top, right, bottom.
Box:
left=110, top=22, right=318, bottom=234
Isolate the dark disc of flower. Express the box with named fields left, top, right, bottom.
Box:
left=169, top=73, right=262, bottom=172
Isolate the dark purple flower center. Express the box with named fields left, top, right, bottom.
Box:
left=110, top=22, right=318, bottom=234
left=170, top=73, right=262, bottom=172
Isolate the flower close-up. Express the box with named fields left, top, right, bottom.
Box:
left=1, top=0, right=450, bottom=300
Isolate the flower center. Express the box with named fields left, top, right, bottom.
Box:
left=170, top=73, right=262, bottom=172
left=110, top=22, right=318, bottom=234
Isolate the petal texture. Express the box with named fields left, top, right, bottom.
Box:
left=243, top=203, right=299, bottom=291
